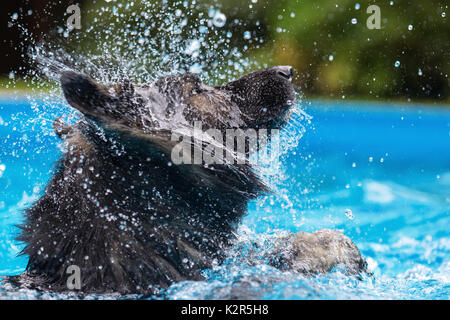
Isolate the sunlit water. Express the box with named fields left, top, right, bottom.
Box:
left=0, top=98, right=448, bottom=299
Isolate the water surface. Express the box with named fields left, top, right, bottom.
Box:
left=0, top=98, right=449, bottom=299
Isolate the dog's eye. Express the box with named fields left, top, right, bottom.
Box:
left=276, top=66, right=293, bottom=80
left=277, top=72, right=290, bottom=79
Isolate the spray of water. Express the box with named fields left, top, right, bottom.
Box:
left=7, top=0, right=310, bottom=190
left=2, top=0, right=314, bottom=299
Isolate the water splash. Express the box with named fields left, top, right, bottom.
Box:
left=2, top=0, right=316, bottom=300
left=5, top=0, right=292, bottom=170
left=5, top=0, right=271, bottom=111
left=345, top=209, right=354, bottom=220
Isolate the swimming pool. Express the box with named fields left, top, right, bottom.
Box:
left=0, top=97, right=449, bottom=299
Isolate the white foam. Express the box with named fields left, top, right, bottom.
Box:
left=364, top=181, right=394, bottom=203
left=0, top=164, right=5, bottom=178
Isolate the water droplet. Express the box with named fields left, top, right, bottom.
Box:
left=390, top=1, right=394, bottom=5
left=212, top=11, right=226, bottom=28
left=394, top=61, right=400, bottom=67
left=442, top=12, right=446, bottom=18
left=0, top=164, right=5, bottom=178
left=328, top=55, right=334, bottom=61
left=290, top=12, right=296, bottom=18
left=76, top=168, right=83, bottom=174
left=418, top=68, right=423, bottom=76
left=185, top=39, right=201, bottom=55
left=345, top=209, right=354, bottom=220
left=351, top=18, right=357, bottom=24
left=11, top=13, right=18, bottom=20
left=408, top=24, right=413, bottom=30
left=243, top=31, right=251, bottom=40
left=355, top=3, right=360, bottom=10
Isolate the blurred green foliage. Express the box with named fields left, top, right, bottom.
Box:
left=218, top=0, right=449, bottom=100
left=28, top=0, right=450, bottom=101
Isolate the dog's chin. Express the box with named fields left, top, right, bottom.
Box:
left=252, top=102, right=294, bottom=130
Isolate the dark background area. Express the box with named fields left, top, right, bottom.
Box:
left=1, top=0, right=72, bottom=75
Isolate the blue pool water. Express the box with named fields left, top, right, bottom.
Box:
left=0, top=97, right=449, bottom=299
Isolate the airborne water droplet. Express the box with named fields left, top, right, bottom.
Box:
left=345, top=209, right=354, bottom=220
left=351, top=18, right=357, bottom=24
left=212, top=11, right=226, bottom=28
left=0, top=164, right=5, bottom=178
left=185, top=39, right=201, bottom=55
left=394, top=61, right=400, bottom=67
left=189, top=63, right=202, bottom=74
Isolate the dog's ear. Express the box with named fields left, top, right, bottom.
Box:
left=60, top=71, right=140, bottom=127
left=60, top=71, right=125, bottom=122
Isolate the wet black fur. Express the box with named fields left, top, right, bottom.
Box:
left=12, top=66, right=295, bottom=294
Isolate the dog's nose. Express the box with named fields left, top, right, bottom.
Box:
left=275, top=65, right=294, bottom=81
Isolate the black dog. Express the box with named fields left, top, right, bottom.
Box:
left=14, top=66, right=299, bottom=294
